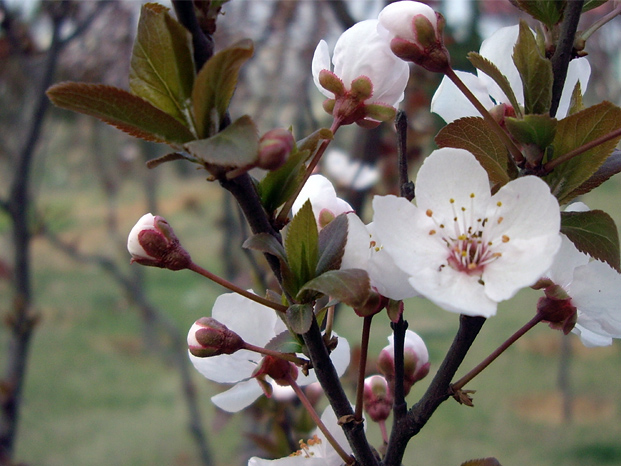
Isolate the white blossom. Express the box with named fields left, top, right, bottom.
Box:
left=372, top=148, right=561, bottom=317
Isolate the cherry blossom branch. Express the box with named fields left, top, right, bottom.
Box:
left=354, top=315, right=373, bottom=421
left=451, top=313, right=543, bottom=393
left=543, top=127, right=621, bottom=173
left=550, top=0, right=584, bottom=118
left=187, top=262, right=288, bottom=313
left=383, top=315, right=486, bottom=466
left=302, top=320, right=379, bottom=466
left=285, top=373, right=354, bottom=465
left=444, top=67, right=524, bottom=165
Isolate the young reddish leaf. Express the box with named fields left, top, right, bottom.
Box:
left=512, top=21, right=553, bottom=115
left=435, top=117, right=512, bottom=185
left=545, top=101, right=621, bottom=204
left=566, top=149, right=621, bottom=199
left=297, top=127, right=333, bottom=154
left=316, top=213, right=348, bottom=275
left=130, top=3, right=195, bottom=128
left=299, top=269, right=370, bottom=309
left=46, top=82, right=195, bottom=144
left=286, top=304, right=314, bottom=334
left=561, top=210, right=621, bottom=272
left=184, top=115, right=259, bottom=168
left=467, top=52, right=522, bottom=118
left=192, top=39, right=254, bottom=138
left=285, top=201, right=319, bottom=295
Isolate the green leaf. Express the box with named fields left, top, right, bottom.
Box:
left=130, top=3, right=195, bottom=128
left=299, top=269, right=370, bottom=309
left=259, top=148, right=310, bottom=214
left=286, top=304, right=314, bottom=334
left=285, top=201, right=319, bottom=295
left=566, top=149, right=621, bottom=199
left=467, top=52, right=522, bottom=118
left=435, top=117, right=512, bottom=185
left=297, top=127, right=334, bottom=154
left=583, top=0, right=608, bottom=12
left=242, top=232, right=288, bottom=264
left=146, top=152, right=196, bottom=169
left=46, top=82, right=195, bottom=144
left=460, top=458, right=502, bottom=466
left=513, top=21, right=553, bottom=115
left=561, top=210, right=620, bottom=272
left=316, top=213, right=349, bottom=276
left=184, top=115, right=259, bottom=168
left=505, top=114, right=557, bottom=165
left=568, top=81, right=584, bottom=116
left=265, top=330, right=303, bottom=354
left=544, top=101, right=621, bottom=204
left=192, top=39, right=254, bottom=138
left=513, top=0, right=565, bottom=26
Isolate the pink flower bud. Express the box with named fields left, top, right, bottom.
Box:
left=377, top=330, right=429, bottom=396
left=378, top=1, right=450, bottom=73
left=187, top=317, right=245, bottom=358
left=127, top=213, right=191, bottom=270
left=257, top=128, right=295, bottom=171
left=363, top=375, right=393, bottom=423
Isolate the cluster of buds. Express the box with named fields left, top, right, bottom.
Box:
left=127, top=213, right=191, bottom=270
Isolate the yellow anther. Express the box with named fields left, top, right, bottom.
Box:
left=502, top=235, right=510, bottom=243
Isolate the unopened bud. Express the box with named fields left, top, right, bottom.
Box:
left=537, top=285, right=577, bottom=335
left=127, top=213, right=191, bottom=270
left=188, top=317, right=245, bottom=358
left=379, top=1, right=450, bottom=73
left=354, top=291, right=388, bottom=317
left=363, top=375, right=393, bottom=423
left=377, top=330, right=429, bottom=396
left=257, top=128, right=295, bottom=171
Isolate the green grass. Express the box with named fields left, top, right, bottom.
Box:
left=3, top=146, right=621, bottom=465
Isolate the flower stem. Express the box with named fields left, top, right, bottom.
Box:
left=243, top=342, right=309, bottom=366
left=578, top=5, right=621, bottom=44
left=355, top=315, right=373, bottom=422
left=286, top=373, right=355, bottom=465
left=187, top=262, right=288, bottom=312
left=451, top=313, right=543, bottom=393
left=444, top=67, right=524, bottom=165
left=543, top=126, right=621, bottom=173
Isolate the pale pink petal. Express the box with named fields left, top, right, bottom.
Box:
left=311, top=40, right=333, bottom=99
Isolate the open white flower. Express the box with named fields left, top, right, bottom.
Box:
left=312, top=19, right=410, bottom=125
left=431, top=25, right=591, bottom=123
left=372, top=148, right=561, bottom=317
left=545, top=232, right=621, bottom=347
left=189, top=292, right=350, bottom=412
left=248, top=406, right=352, bottom=466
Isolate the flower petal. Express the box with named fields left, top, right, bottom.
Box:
left=431, top=71, right=495, bottom=123
left=556, top=56, right=591, bottom=118
left=211, top=378, right=264, bottom=413
left=478, top=25, right=523, bottom=106
left=312, top=40, right=333, bottom=99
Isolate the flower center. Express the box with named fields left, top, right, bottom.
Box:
left=291, top=435, right=322, bottom=459
left=426, top=194, right=509, bottom=278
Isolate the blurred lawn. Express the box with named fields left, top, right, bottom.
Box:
left=1, top=138, right=621, bottom=465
